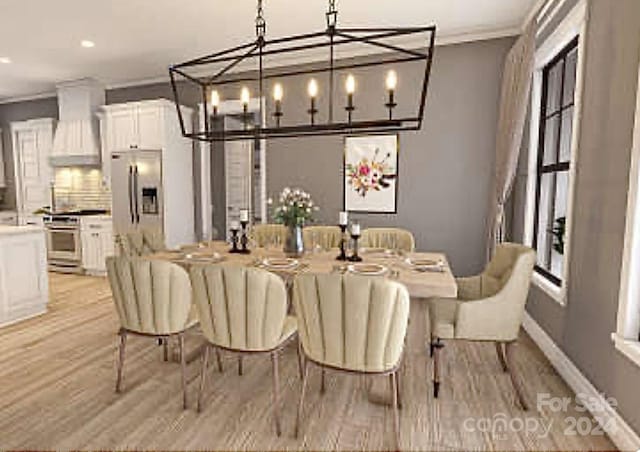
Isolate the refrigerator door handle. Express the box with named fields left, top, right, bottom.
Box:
left=134, top=165, right=140, bottom=224
left=128, top=165, right=135, bottom=224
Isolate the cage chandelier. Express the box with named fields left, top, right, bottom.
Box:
left=169, top=0, right=436, bottom=141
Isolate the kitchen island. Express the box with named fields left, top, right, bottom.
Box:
left=0, top=225, right=49, bottom=327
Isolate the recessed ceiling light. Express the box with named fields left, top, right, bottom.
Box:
left=81, top=40, right=95, bottom=48
left=0, top=57, right=11, bottom=64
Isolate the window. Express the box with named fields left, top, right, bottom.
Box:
left=532, top=38, right=579, bottom=286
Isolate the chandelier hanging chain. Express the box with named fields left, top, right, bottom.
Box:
left=326, top=0, right=338, bottom=30
left=255, top=0, right=266, bottom=40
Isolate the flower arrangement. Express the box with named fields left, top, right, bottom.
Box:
left=346, top=147, right=396, bottom=197
left=271, top=187, right=317, bottom=227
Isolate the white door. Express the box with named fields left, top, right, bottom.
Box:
left=136, top=105, right=163, bottom=150
left=224, top=117, right=252, bottom=236
left=16, top=129, right=49, bottom=212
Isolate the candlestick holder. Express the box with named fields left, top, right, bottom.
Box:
left=385, top=90, right=397, bottom=120
left=273, top=102, right=283, bottom=127
left=239, top=220, right=251, bottom=254
left=336, top=224, right=348, bottom=261
left=229, top=228, right=241, bottom=253
left=348, top=233, right=363, bottom=262
left=345, top=94, right=355, bottom=124
left=307, top=98, right=318, bottom=125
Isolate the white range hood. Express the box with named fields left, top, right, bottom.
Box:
left=51, top=78, right=105, bottom=167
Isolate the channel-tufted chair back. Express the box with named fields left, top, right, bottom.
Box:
left=251, top=224, right=287, bottom=248
left=190, top=265, right=289, bottom=351
left=361, top=228, right=415, bottom=252
left=106, top=257, right=193, bottom=335
left=116, top=228, right=166, bottom=257
left=303, top=226, right=343, bottom=250
left=293, top=273, right=410, bottom=373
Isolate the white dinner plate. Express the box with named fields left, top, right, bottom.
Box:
left=262, top=257, right=299, bottom=269
left=347, top=263, right=388, bottom=276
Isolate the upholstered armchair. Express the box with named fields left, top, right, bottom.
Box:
left=189, top=264, right=298, bottom=436
left=251, top=224, right=287, bottom=248
left=427, top=242, right=536, bottom=409
left=361, top=227, right=416, bottom=252
left=106, top=257, right=196, bottom=408
left=293, top=273, right=410, bottom=448
left=302, top=225, right=343, bottom=250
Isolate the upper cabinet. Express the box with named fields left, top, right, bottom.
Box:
left=0, top=128, right=6, bottom=188
left=10, top=118, right=55, bottom=215
left=99, top=99, right=192, bottom=186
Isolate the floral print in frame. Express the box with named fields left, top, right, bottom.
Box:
left=344, top=134, right=398, bottom=213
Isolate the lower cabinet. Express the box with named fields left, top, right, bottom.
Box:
left=81, top=217, right=114, bottom=275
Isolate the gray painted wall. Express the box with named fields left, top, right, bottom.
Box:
left=510, top=0, right=640, bottom=434
left=0, top=37, right=514, bottom=277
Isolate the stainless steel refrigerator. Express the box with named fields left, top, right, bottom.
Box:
left=111, top=150, right=163, bottom=236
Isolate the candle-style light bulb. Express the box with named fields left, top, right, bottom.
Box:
left=345, top=74, right=356, bottom=123
left=273, top=83, right=283, bottom=102
left=307, top=79, right=318, bottom=98
left=273, top=83, right=284, bottom=127
left=240, top=87, right=250, bottom=105
left=385, top=70, right=398, bottom=120
left=346, top=74, right=356, bottom=94
left=307, top=79, right=319, bottom=125
left=210, top=90, right=220, bottom=117
left=386, top=70, right=397, bottom=91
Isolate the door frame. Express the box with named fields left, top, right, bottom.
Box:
left=197, top=98, right=266, bottom=241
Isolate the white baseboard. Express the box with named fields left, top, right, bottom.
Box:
left=523, top=312, right=640, bottom=452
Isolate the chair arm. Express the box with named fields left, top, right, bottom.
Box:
left=454, top=294, right=522, bottom=342
left=455, top=276, right=482, bottom=300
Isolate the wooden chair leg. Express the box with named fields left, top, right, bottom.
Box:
left=115, top=330, right=127, bottom=393
left=505, top=341, right=528, bottom=410
left=238, top=356, right=243, bottom=376
left=320, top=368, right=326, bottom=394
left=179, top=333, right=188, bottom=409
left=295, top=361, right=311, bottom=438
left=296, top=338, right=304, bottom=380
left=495, top=342, right=508, bottom=372
left=271, top=351, right=282, bottom=436
left=390, top=371, right=401, bottom=450
left=197, top=345, right=210, bottom=413
left=396, top=367, right=403, bottom=409
left=163, top=337, right=169, bottom=362
left=432, top=338, right=443, bottom=398
left=215, top=348, right=223, bottom=373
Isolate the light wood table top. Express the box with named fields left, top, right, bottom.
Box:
left=151, top=241, right=457, bottom=299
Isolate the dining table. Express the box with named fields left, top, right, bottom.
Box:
left=150, top=240, right=458, bottom=300
left=149, top=240, right=458, bottom=406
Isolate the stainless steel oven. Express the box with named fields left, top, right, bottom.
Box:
left=44, top=215, right=83, bottom=273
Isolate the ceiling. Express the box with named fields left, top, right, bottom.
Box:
left=0, top=0, right=538, bottom=102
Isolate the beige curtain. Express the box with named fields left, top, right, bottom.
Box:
left=486, top=22, right=536, bottom=260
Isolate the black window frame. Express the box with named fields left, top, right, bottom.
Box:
left=532, top=36, right=580, bottom=286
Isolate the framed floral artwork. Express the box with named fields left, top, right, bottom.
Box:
left=343, top=134, right=399, bottom=213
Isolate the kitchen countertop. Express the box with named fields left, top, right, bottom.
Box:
left=0, top=225, right=44, bottom=236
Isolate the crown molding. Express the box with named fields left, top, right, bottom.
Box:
left=0, top=25, right=522, bottom=104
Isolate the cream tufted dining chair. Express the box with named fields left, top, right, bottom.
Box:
left=106, top=256, right=196, bottom=408
left=251, top=223, right=287, bottom=248
left=427, top=242, right=536, bottom=409
left=116, top=228, right=166, bottom=257
left=190, top=264, right=298, bottom=436
left=293, top=273, right=410, bottom=448
left=361, top=227, right=416, bottom=252
left=303, top=225, right=343, bottom=250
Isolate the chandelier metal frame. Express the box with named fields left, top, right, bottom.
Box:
left=169, top=0, right=436, bottom=142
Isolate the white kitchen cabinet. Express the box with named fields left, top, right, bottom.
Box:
left=81, top=216, right=114, bottom=275
left=99, top=100, right=190, bottom=186
left=10, top=118, right=55, bottom=216
left=0, top=128, right=6, bottom=188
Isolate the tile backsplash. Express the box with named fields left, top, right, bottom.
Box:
left=54, top=168, right=111, bottom=211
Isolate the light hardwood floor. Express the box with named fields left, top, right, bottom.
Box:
left=0, top=273, right=616, bottom=451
